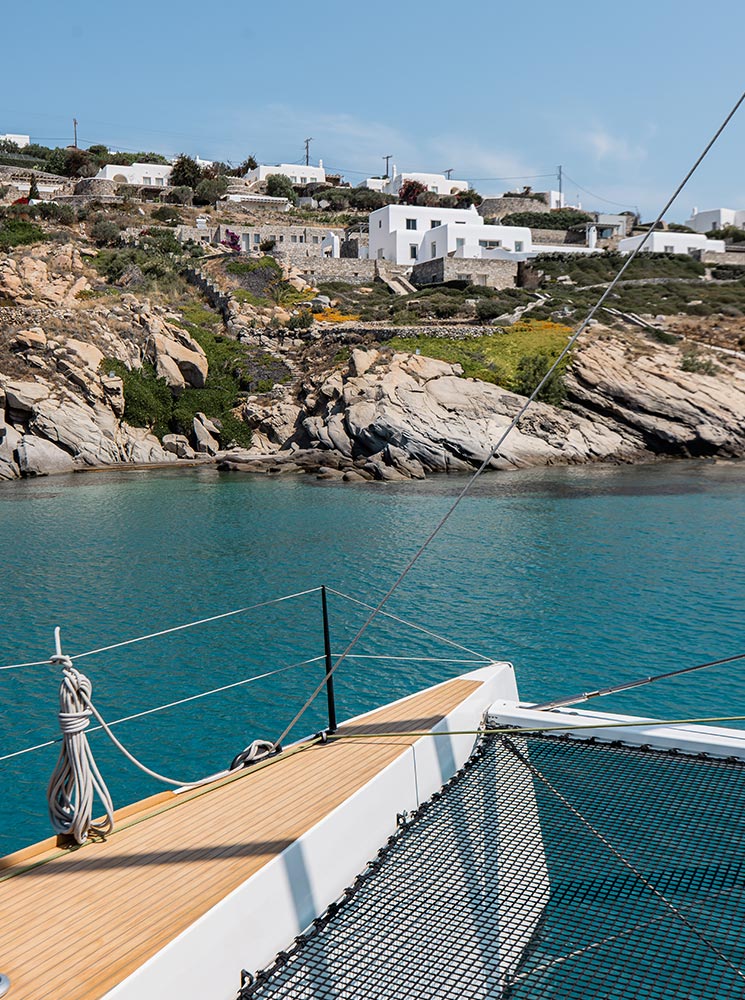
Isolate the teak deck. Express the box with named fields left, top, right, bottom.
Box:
left=0, top=677, right=480, bottom=1000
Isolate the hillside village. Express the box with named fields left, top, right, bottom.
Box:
left=3, top=131, right=745, bottom=480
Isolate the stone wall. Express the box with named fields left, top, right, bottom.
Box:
left=411, top=257, right=517, bottom=290
left=286, top=258, right=378, bottom=285
left=183, top=267, right=232, bottom=318
left=702, top=249, right=745, bottom=265
left=478, top=196, right=551, bottom=221
left=531, top=228, right=585, bottom=246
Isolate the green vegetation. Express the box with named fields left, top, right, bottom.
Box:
left=502, top=209, right=593, bottom=229
left=194, top=176, right=228, bottom=205
left=90, top=217, right=121, bottom=246
left=707, top=225, right=745, bottom=243
left=286, top=308, right=314, bottom=330
left=169, top=154, right=202, bottom=189
left=225, top=256, right=282, bottom=276
left=533, top=251, right=705, bottom=284
left=680, top=348, right=717, bottom=376
left=151, top=205, right=182, bottom=225
left=0, top=218, right=45, bottom=249
left=266, top=173, right=298, bottom=204
left=104, top=360, right=173, bottom=438
left=389, top=320, right=572, bottom=397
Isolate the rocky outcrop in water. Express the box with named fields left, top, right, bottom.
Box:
left=222, top=331, right=745, bottom=480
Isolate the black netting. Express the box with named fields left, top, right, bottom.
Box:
left=240, top=735, right=745, bottom=999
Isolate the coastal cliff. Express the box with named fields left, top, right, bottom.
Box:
left=2, top=240, right=745, bottom=482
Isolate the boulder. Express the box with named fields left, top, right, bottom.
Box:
left=3, top=379, right=50, bottom=414
left=0, top=417, right=21, bottom=480
left=16, top=435, right=75, bottom=476
left=193, top=415, right=219, bottom=455
left=63, top=338, right=105, bottom=373
left=155, top=354, right=186, bottom=390
left=10, top=327, right=47, bottom=352
left=148, top=332, right=208, bottom=388
left=162, top=433, right=197, bottom=460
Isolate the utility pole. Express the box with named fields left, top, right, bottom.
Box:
left=444, top=168, right=453, bottom=179
left=73, top=118, right=78, bottom=148
left=304, top=137, right=313, bottom=166
left=383, top=154, right=392, bottom=178
left=557, top=164, right=563, bottom=206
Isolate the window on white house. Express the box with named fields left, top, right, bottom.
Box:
left=515, top=241, right=524, bottom=252
left=664, top=245, right=674, bottom=253
left=155, top=178, right=164, bottom=186
left=409, top=245, right=418, bottom=259
left=378, top=220, right=382, bottom=228
left=456, top=238, right=465, bottom=250
left=143, top=177, right=152, bottom=185
left=431, top=220, right=441, bottom=229
left=431, top=242, right=437, bottom=258
left=479, top=240, right=501, bottom=249
left=687, top=247, right=698, bottom=254
left=406, top=219, right=417, bottom=230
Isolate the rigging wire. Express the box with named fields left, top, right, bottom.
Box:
left=271, top=88, right=745, bottom=751
left=532, top=649, right=745, bottom=711
left=561, top=169, right=639, bottom=211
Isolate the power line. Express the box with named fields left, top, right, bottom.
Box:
left=272, top=87, right=745, bottom=751
left=561, top=170, right=638, bottom=211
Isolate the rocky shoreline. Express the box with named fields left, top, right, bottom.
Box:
left=3, top=243, right=745, bottom=484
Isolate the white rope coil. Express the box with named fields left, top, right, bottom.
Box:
left=47, top=654, right=114, bottom=845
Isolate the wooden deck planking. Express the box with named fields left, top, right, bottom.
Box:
left=0, top=678, right=480, bottom=1000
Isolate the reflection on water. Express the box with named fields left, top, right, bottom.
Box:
left=1, top=459, right=744, bottom=852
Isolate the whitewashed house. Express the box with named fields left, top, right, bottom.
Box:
left=0, top=133, right=30, bottom=148
left=368, top=204, right=599, bottom=265
left=245, top=162, right=326, bottom=186
left=618, top=232, right=725, bottom=255
left=359, top=166, right=470, bottom=197
left=95, top=163, right=173, bottom=186
left=684, top=208, right=745, bottom=234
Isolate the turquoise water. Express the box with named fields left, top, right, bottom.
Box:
left=1, top=461, right=744, bottom=853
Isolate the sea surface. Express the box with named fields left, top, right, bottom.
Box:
left=1, top=460, right=744, bottom=854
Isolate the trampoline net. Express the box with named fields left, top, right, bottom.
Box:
left=240, top=734, right=745, bottom=999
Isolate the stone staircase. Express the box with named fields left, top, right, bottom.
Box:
left=375, top=261, right=417, bottom=296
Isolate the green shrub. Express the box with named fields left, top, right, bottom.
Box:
left=0, top=218, right=45, bottom=249
left=502, top=209, right=593, bottom=229
left=36, top=202, right=75, bottom=225
left=266, top=174, right=298, bottom=203
left=226, top=256, right=281, bottom=276
left=104, top=360, right=173, bottom=437
left=90, top=217, right=121, bottom=246
left=476, top=299, right=507, bottom=322
left=260, top=238, right=276, bottom=252
left=166, top=186, right=193, bottom=205
left=680, top=348, right=716, bottom=375
left=287, top=309, right=314, bottom=330
left=152, top=205, right=182, bottom=225
left=514, top=352, right=566, bottom=404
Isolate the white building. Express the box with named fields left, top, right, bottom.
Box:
left=359, top=166, right=470, bottom=197
left=684, top=208, right=745, bottom=234
left=618, top=232, right=725, bottom=256
left=0, top=133, right=30, bottom=148
left=95, top=163, right=173, bottom=186
left=245, top=161, right=326, bottom=186
left=368, top=204, right=598, bottom=265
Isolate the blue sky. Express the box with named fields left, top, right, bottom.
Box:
left=2, top=0, right=744, bottom=220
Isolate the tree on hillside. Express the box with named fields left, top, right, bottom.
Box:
left=27, top=174, right=40, bottom=200
left=266, top=173, right=298, bottom=204
left=194, top=176, right=228, bottom=205
left=455, top=188, right=483, bottom=208
left=398, top=179, right=427, bottom=205
left=170, top=154, right=202, bottom=189
left=239, top=155, right=258, bottom=174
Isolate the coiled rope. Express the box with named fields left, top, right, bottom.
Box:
left=47, top=642, right=115, bottom=844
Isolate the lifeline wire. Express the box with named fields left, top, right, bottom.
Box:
left=0, top=656, right=326, bottom=766
left=0, top=587, right=322, bottom=672
left=272, top=89, right=745, bottom=751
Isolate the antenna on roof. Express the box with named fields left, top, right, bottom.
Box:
left=383, top=154, right=392, bottom=178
